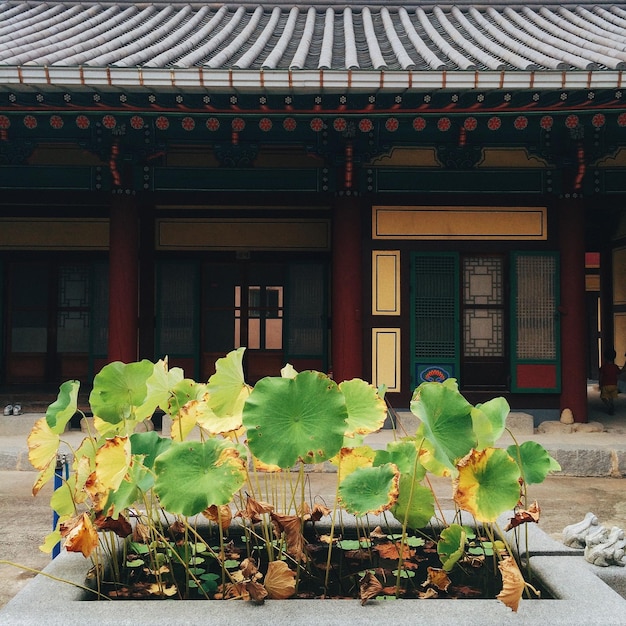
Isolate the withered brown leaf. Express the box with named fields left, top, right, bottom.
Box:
left=422, top=567, right=451, bottom=592
left=504, top=501, right=541, bottom=531
left=359, top=571, right=384, bottom=605
left=264, top=560, right=296, bottom=599
left=496, top=556, right=526, bottom=612
left=271, top=513, right=307, bottom=562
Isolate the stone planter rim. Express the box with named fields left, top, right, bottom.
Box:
left=2, top=511, right=626, bottom=625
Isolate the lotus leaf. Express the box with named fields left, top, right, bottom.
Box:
left=105, top=461, right=155, bottom=518
left=154, top=439, right=247, bottom=516
left=330, top=446, right=376, bottom=480
left=243, top=371, right=347, bottom=468
left=89, top=360, right=157, bottom=423
left=168, top=378, right=208, bottom=415
left=206, top=348, right=251, bottom=431
left=471, top=396, right=509, bottom=449
left=390, top=474, right=435, bottom=529
left=45, top=380, right=79, bottom=434
left=339, top=378, right=387, bottom=439
left=130, top=431, right=172, bottom=469
left=145, top=358, right=185, bottom=413
left=374, top=439, right=426, bottom=480
left=506, top=441, right=561, bottom=485
left=437, top=523, right=467, bottom=571
left=338, top=463, right=400, bottom=516
left=454, top=448, right=521, bottom=522
left=410, top=381, right=476, bottom=471
left=95, top=436, right=132, bottom=492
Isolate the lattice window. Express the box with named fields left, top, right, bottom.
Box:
left=159, top=263, right=196, bottom=354
left=464, top=309, right=503, bottom=357
left=413, top=255, right=456, bottom=359
left=515, top=255, right=556, bottom=359
left=463, top=256, right=504, bottom=357
left=287, top=264, right=325, bottom=356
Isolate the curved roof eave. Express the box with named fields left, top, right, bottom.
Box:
left=1, top=66, right=624, bottom=93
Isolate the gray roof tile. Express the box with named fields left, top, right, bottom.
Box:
left=1, top=1, right=626, bottom=92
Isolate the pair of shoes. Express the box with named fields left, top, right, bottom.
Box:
left=3, top=404, right=12, bottom=416
left=12, top=404, right=21, bottom=416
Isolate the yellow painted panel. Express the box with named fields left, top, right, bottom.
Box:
left=477, top=148, right=548, bottom=168
left=372, top=251, right=400, bottom=315
left=157, top=219, right=330, bottom=250
left=0, top=218, right=108, bottom=250
left=586, top=274, right=600, bottom=291
left=372, top=328, right=400, bottom=393
left=373, top=206, right=547, bottom=240
left=370, top=147, right=440, bottom=167
left=613, top=247, right=626, bottom=305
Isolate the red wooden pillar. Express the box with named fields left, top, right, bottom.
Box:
left=559, top=196, right=588, bottom=423
left=331, top=195, right=363, bottom=382
left=107, top=193, right=139, bottom=363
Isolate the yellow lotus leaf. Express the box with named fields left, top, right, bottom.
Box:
left=202, top=387, right=248, bottom=435
left=202, top=504, right=233, bottom=530
left=330, top=446, right=376, bottom=481
left=496, top=556, right=526, bottom=612
left=32, top=461, right=56, bottom=497
left=92, top=414, right=123, bottom=438
left=95, top=436, right=131, bottom=491
left=73, top=455, right=94, bottom=504
left=84, top=471, right=111, bottom=513
left=27, top=417, right=60, bottom=471
left=264, top=560, right=296, bottom=599
left=359, top=571, right=384, bottom=605
left=40, top=527, right=63, bottom=554
left=147, top=583, right=178, bottom=597
left=170, top=402, right=199, bottom=441
left=60, top=512, right=99, bottom=558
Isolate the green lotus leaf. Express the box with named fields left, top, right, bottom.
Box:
left=506, top=441, right=561, bottom=485
left=130, top=431, right=172, bottom=469
left=45, top=380, right=80, bottom=434
left=154, top=439, right=247, bottom=516
left=89, top=360, right=158, bottom=423
left=410, top=381, right=476, bottom=471
left=145, top=359, right=185, bottom=413
left=374, top=439, right=426, bottom=480
left=437, top=524, right=467, bottom=571
left=206, top=348, right=251, bottom=429
left=168, top=378, right=208, bottom=416
left=50, top=475, right=76, bottom=517
left=243, top=371, right=347, bottom=468
left=390, top=474, right=435, bottom=529
left=339, top=378, right=387, bottom=439
left=337, top=463, right=400, bottom=517
left=471, top=396, right=510, bottom=450
left=454, top=448, right=521, bottom=522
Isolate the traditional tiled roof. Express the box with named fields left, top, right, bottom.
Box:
left=1, top=1, right=626, bottom=91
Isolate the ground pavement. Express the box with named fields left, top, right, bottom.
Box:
left=1, top=383, right=626, bottom=608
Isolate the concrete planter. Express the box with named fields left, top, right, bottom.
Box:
left=2, top=518, right=626, bottom=626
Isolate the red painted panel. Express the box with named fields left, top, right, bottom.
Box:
left=516, top=364, right=557, bottom=389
